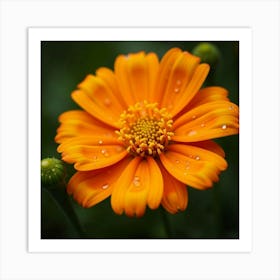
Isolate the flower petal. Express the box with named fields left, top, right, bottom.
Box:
left=111, top=157, right=163, bottom=217
left=146, top=157, right=164, bottom=209
left=158, top=49, right=201, bottom=110
left=95, top=67, right=128, bottom=109
left=159, top=144, right=227, bottom=190
left=155, top=48, right=182, bottom=103
left=57, top=134, right=119, bottom=154
left=59, top=136, right=128, bottom=171
left=173, top=101, right=239, bottom=142
left=186, top=86, right=230, bottom=109
left=114, top=51, right=159, bottom=106
left=55, top=110, right=116, bottom=144
left=177, top=86, right=230, bottom=118
left=169, top=63, right=210, bottom=117
left=71, top=90, right=120, bottom=128
left=77, top=73, right=126, bottom=116
left=146, top=53, right=160, bottom=102
left=158, top=162, right=188, bottom=214
left=67, top=157, right=131, bottom=208
left=191, top=140, right=225, bottom=158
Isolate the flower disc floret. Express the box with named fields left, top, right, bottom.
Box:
left=116, top=101, right=174, bottom=157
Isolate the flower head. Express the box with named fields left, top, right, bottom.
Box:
left=55, top=47, right=239, bottom=217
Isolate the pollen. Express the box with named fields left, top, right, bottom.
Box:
left=116, top=101, right=174, bottom=157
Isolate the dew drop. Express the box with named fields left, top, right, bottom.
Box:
left=104, top=98, right=112, bottom=106
left=192, top=115, right=196, bottom=119
left=101, top=183, right=109, bottom=190
left=188, top=130, right=197, bottom=136
left=175, top=159, right=180, bottom=164
left=176, top=80, right=182, bottom=86
left=195, top=156, right=200, bottom=160
left=98, top=140, right=103, bottom=145
left=200, top=123, right=205, bottom=127
left=133, top=176, right=141, bottom=187
left=101, top=149, right=109, bottom=157
left=93, top=155, right=98, bottom=160
left=221, top=124, right=227, bottom=130
left=174, top=88, right=180, bottom=93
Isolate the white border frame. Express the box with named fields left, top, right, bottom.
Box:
left=1, top=0, right=279, bottom=279
left=28, top=27, right=252, bottom=253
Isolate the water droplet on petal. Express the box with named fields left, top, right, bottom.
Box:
left=188, top=130, right=197, bottom=136
left=176, top=80, right=182, bottom=86
left=133, top=176, right=141, bottom=187
left=195, top=156, right=200, bottom=160
left=175, top=159, right=180, bottom=164
left=192, top=115, right=196, bottom=119
left=93, top=155, right=98, bottom=160
left=104, top=98, right=112, bottom=106
left=98, top=140, right=103, bottom=145
left=102, top=183, right=109, bottom=190
left=174, top=88, right=180, bottom=93
left=229, top=106, right=234, bottom=110
left=200, top=123, right=205, bottom=127
left=101, top=149, right=109, bottom=157
left=221, top=124, right=227, bottom=130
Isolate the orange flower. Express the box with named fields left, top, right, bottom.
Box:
left=55, top=47, right=239, bottom=217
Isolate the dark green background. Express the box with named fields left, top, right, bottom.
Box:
left=41, top=41, right=239, bottom=239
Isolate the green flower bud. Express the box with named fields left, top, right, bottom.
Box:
left=192, top=42, right=220, bottom=67
left=41, top=157, right=66, bottom=186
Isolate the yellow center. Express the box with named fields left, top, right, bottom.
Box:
left=116, top=101, right=174, bottom=157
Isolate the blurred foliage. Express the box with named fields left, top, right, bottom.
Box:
left=41, top=41, right=239, bottom=239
